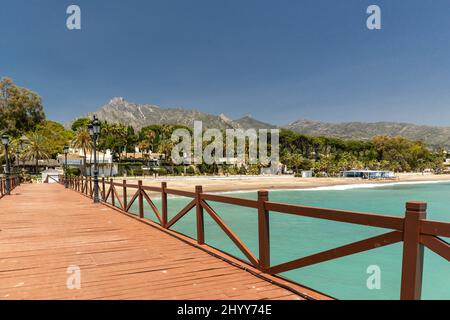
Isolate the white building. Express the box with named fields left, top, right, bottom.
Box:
left=57, top=148, right=118, bottom=177
left=42, top=168, right=62, bottom=183
left=341, top=170, right=396, bottom=179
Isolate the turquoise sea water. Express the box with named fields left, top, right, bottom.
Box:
left=123, top=181, right=450, bottom=300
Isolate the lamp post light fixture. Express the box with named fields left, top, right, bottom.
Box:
left=89, top=116, right=101, bottom=203
left=1, top=134, right=11, bottom=195
left=64, top=145, right=70, bottom=188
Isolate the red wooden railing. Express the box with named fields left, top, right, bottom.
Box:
left=61, top=175, right=450, bottom=300
left=0, top=176, right=20, bottom=199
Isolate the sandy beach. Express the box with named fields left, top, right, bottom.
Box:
left=111, top=173, right=450, bottom=194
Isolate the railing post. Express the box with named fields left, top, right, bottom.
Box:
left=195, top=185, right=205, bottom=245
left=400, top=201, right=427, bottom=300
left=258, top=190, right=270, bottom=272
left=102, top=177, right=105, bottom=200
left=161, top=182, right=168, bottom=227
left=110, top=178, right=115, bottom=206
left=123, top=180, right=127, bottom=211
left=138, top=180, right=144, bottom=218
left=89, top=176, right=93, bottom=196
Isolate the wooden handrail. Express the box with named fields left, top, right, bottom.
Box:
left=141, top=185, right=163, bottom=192
left=201, top=193, right=259, bottom=209
left=61, top=175, right=450, bottom=300
left=265, top=201, right=404, bottom=230
left=0, top=176, right=20, bottom=199
left=420, top=220, right=450, bottom=238
left=166, top=188, right=195, bottom=198
left=420, top=235, right=450, bottom=262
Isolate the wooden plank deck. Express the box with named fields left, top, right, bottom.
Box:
left=0, top=183, right=322, bottom=300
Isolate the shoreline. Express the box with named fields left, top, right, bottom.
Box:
left=111, top=173, right=450, bottom=195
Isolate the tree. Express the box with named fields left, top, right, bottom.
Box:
left=125, top=125, right=138, bottom=153
left=160, top=124, right=172, bottom=140
left=34, top=121, right=74, bottom=157
left=144, top=129, right=156, bottom=152
left=0, top=77, right=45, bottom=136
left=157, top=139, right=174, bottom=163
left=71, top=128, right=92, bottom=175
left=281, top=151, right=305, bottom=173
left=22, top=133, right=51, bottom=173
left=71, top=118, right=90, bottom=132
left=336, top=152, right=364, bottom=171
left=312, top=156, right=338, bottom=176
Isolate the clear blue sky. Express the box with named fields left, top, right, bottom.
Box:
left=2, top=0, right=450, bottom=126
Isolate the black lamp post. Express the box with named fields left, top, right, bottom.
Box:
left=89, top=116, right=101, bottom=203
left=64, top=145, right=69, bottom=188
left=19, top=135, right=28, bottom=174
left=15, top=149, right=20, bottom=173
left=2, top=134, right=11, bottom=195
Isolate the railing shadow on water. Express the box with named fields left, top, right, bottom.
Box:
left=60, top=175, right=450, bottom=300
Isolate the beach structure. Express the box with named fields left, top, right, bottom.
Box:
left=20, top=159, right=59, bottom=173
left=42, top=168, right=62, bottom=183
left=341, top=170, right=395, bottom=179
left=301, top=170, right=314, bottom=178
left=57, top=147, right=118, bottom=176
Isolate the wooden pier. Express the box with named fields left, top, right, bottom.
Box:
left=0, top=176, right=449, bottom=300
left=0, top=183, right=325, bottom=300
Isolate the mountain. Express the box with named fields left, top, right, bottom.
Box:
left=234, top=116, right=277, bottom=130
left=80, top=97, right=277, bottom=131
left=83, top=97, right=237, bottom=130
left=286, top=119, right=450, bottom=147
left=75, top=97, right=450, bottom=147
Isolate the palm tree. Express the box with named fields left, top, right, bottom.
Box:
left=71, top=128, right=92, bottom=175
left=22, top=133, right=50, bottom=174
left=138, top=140, right=150, bottom=153
left=160, top=125, right=172, bottom=140
left=146, top=129, right=156, bottom=152
left=157, top=139, right=174, bottom=171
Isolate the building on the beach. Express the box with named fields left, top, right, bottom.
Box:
left=42, top=168, right=62, bottom=183
left=341, top=170, right=395, bottom=179
left=443, top=158, right=450, bottom=173
left=121, top=150, right=164, bottom=166
left=20, top=159, right=60, bottom=173
left=301, top=170, right=314, bottom=178
left=57, top=147, right=118, bottom=176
